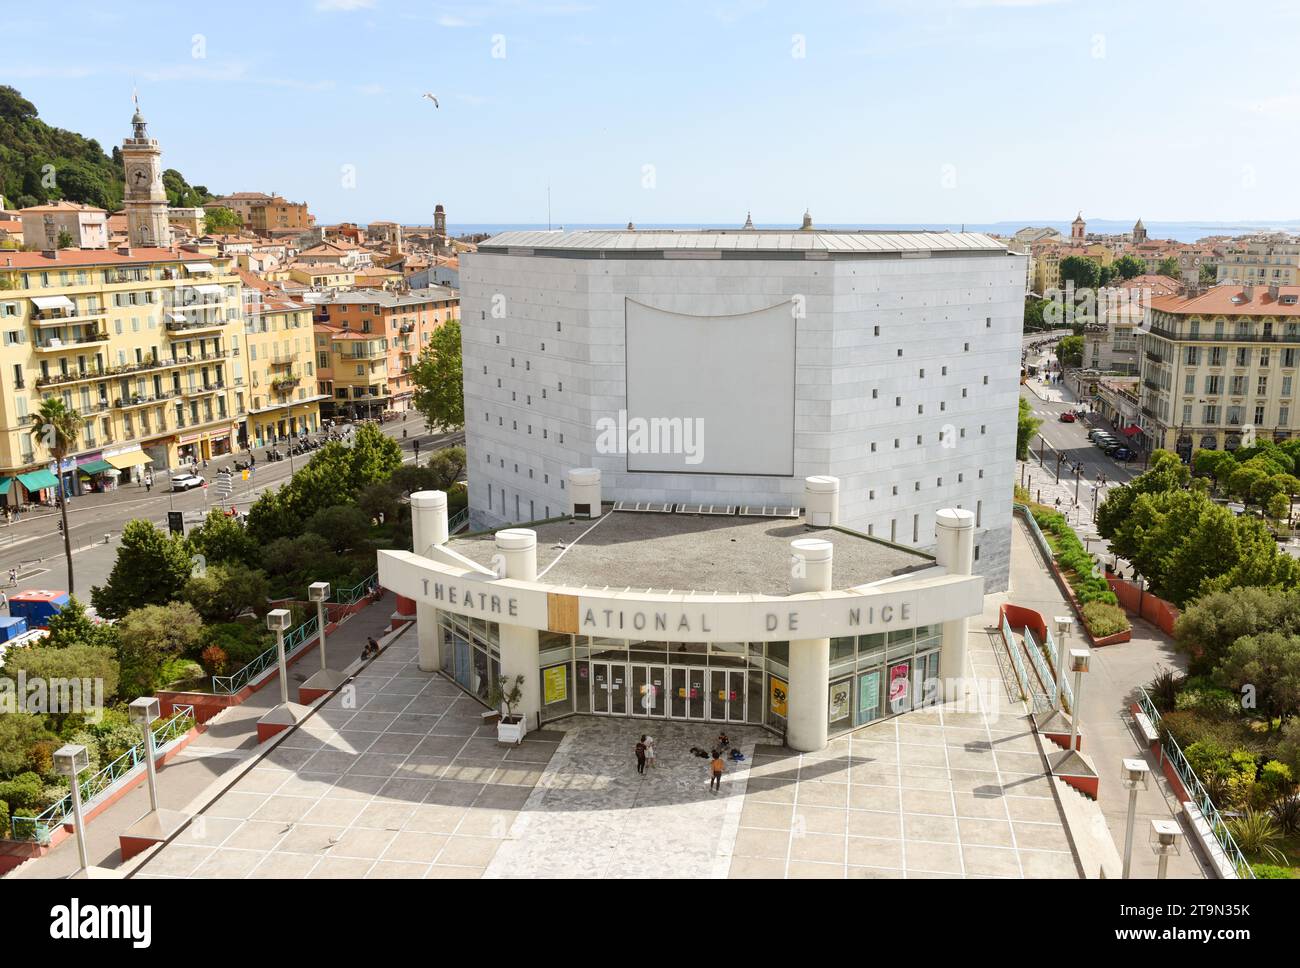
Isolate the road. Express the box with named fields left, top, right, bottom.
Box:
left=0, top=410, right=462, bottom=593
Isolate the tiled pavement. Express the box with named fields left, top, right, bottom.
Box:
left=134, top=634, right=565, bottom=879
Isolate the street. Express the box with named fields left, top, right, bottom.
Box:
left=0, top=410, right=463, bottom=596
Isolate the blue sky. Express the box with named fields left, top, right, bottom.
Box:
left=9, top=0, right=1300, bottom=226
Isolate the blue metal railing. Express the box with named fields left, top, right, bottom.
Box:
left=1041, top=627, right=1075, bottom=711
left=1000, top=613, right=1029, bottom=702
left=10, top=706, right=195, bottom=843
left=1022, top=626, right=1058, bottom=711
left=334, top=571, right=379, bottom=607
left=210, top=616, right=319, bottom=695
left=1135, top=687, right=1255, bottom=879
left=448, top=507, right=469, bottom=533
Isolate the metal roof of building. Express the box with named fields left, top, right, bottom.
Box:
left=478, top=229, right=1009, bottom=255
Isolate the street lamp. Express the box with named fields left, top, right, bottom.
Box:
left=1053, top=617, right=1073, bottom=710
left=267, top=608, right=292, bottom=706
left=128, top=698, right=162, bottom=813
left=1067, top=649, right=1090, bottom=752
left=1149, top=819, right=1182, bottom=880
left=53, top=744, right=90, bottom=873
left=1120, top=758, right=1151, bottom=879
left=299, top=581, right=349, bottom=698
left=308, top=582, right=331, bottom=674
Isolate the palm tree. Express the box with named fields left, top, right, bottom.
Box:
left=30, top=397, right=83, bottom=594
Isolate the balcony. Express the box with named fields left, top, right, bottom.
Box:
left=165, top=313, right=227, bottom=336
left=183, top=382, right=226, bottom=397
left=268, top=356, right=294, bottom=368
left=270, top=376, right=301, bottom=394
left=32, top=309, right=107, bottom=327
left=115, top=390, right=181, bottom=409
left=34, top=329, right=110, bottom=351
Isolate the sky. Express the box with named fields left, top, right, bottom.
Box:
left=8, top=0, right=1300, bottom=227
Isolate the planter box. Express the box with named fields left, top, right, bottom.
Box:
left=496, top=716, right=527, bottom=745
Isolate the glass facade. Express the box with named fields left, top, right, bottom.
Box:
left=436, top=615, right=941, bottom=738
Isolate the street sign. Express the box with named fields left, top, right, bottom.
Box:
left=167, top=511, right=184, bottom=536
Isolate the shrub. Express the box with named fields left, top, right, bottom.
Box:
left=1257, top=761, right=1295, bottom=803
left=1228, top=809, right=1287, bottom=864
left=0, top=798, right=7, bottom=837
left=0, top=772, right=45, bottom=812
left=1174, top=686, right=1240, bottom=719
left=1148, top=668, right=1183, bottom=712
left=199, top=645, right=229, bottom=676
left=159, top=658, right=205, bottom=687
left=1251, top=864, right=1294, bottom=878
left=1081, top=601, right=1129, bottom=638
left=202, top=622, right=272, bottom=668
left=1270, top=794, right=1300, bottom=834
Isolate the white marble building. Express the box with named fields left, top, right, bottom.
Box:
left=460, top=228, right=1026, bottom=591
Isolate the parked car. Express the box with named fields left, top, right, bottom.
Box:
left=1093, top=435, right=1117, bottom=449
left=171, top=473, right=206, bottom=492
left=1058, top=411, right=1076, bottom=423
left=1111, top=446, right=1135, bottom=461
left=1087, top=428, right=1106, bottom=441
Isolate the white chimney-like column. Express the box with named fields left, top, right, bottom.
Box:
left=786, top=537, right=833, bottom=753
left=569, top=468, right=602, bottom=519
left=935, top=508, right=976, bottom=699
left=494, top=529, right=541, bottom=727
left=410, top=490, right=448, bottom=672
left=804, top=475, right=840, bottom=527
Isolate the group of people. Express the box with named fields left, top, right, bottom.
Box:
left=634, top=730, right=734, bottom=793
left=360, top=636, right=381, bottom=661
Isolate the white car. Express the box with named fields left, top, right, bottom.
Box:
left=171, top=473, right=206, bottom=492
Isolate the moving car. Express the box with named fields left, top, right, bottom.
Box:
left=171, top=473, right=206, bottom=492
left=1058, top=411, right=1076, bottom=423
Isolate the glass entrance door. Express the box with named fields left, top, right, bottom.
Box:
left=633, top=665, right=666, bottom=717
left=592, top=661, right=610, bottom=714
left=687, top=667, right=706, bottom=719
left=670, top=668, right=687, bottom=718
left=592, top=661, right=628, bottom=715
left=709, top=669, right=746, bottom=722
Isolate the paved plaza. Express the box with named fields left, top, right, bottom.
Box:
left=133, top=615, right=1079, bottom=879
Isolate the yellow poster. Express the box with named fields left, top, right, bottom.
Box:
left=769, top=676, right=788, bottom=718
left=543, top=665, right=567, bottom=705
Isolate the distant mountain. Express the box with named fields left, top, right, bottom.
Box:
left=0, top=86, right=215, bottom=213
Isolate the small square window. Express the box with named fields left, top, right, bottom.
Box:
left=872, top=389, right=878, bottom=399
left=873, top=326, right=880, bottom=336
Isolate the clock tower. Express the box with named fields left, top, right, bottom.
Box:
left=121, top=98, right=171, bottom=247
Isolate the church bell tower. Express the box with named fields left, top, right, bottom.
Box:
left=122, top=97, right=171, bottom=247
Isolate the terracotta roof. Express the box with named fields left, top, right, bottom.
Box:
left=18, top=200, right=107, bottom=214
left=1149, top=285, right=1300, bottom=317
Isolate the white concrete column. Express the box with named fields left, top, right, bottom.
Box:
left=787, top=538, right=833, bottom=753
left=411, top=490, right=448, bottom=672
left=495, top=528, right=541, bottom=725
left=804, top=476, right=841, bottom=527
left=934, top=508, right=976, bottom=698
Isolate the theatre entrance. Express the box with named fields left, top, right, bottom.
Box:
left=589, top=660, right=746, bottom=724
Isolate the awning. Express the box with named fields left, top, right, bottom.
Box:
left=16, top=469, right=59, bottom=491
left=106, top=451, right=152, bottom=470
left=0, top=478, right=12, bottom=496
left=78, top=459, right=115, bottom=474
left=183, top=262, right=216, bottom=274
left=189, top=284, right=223, bottom=297
left=1123, top=425, right=1142, bottom=437
left=31, top=295, right=75, bottom=311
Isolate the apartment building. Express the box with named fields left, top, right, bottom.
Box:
left=210, top=192, right=313, bottom=235
left=1217, top=236, right=1300, bottom=286
left=312, top=287, right=459, bottom=416
left=239, top=291, right=328, bottom=447
left=1137, top=283, right=1300, bottom=459
left=0, top=247, right=244, bottom=504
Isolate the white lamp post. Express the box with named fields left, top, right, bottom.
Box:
left=301, top=581, right=348, bottom=697
left=1053, top=616, right=1073, bottom=710
left=53, top=744, right=90, bottom=873
left=308, top=582, right=331, bottom=672
left=1149, top=819, right=1182, bottom=879
left=1067, top=649, right=1090, bottom=752
left=129, top=697, right=161, bottom=813
left=267, top=608, right=292, bottom=706
left=1120, top=758, right=1151, bottom=879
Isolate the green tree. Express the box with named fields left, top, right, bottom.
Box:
left=113, top=602, right=204, bottom=700
left=55, top=228, right=74, bottom=249
left=182, top=563, right=269, bottom=623
left=1023, top=297, right=1046, bottom=331
left=1059, top=255, right=1100, bottom=291
left=90, top=519, right=192, bottom=619
left=2, top=642, right=121, bottom=713
left=202, top=206, right=241, bottom=234
left=43, top=596, right=116, bottom=650
left=411, top=318, right=464, bottom=431
left=188, top=508, right=257, bottom=567
left=427, top=445, right=466, bottom=490
left=1268, top=490, right=1292, bottom=526
left=305, top=505, right=371, bottom=554
left=1228, top=464, right=1271, bottom=504
left=346, top=423, right=403, bottom=491
left=0, top=712, right=55, bottom=774
left=1056, top=334, right=1084, bottom=368
left=1156, top=256, right=1181, bottom=278
left=1199, top=264, right=1217, bottom=287
left=1096, top=450, right=1190, bottom=544
left=1217, top=632, right=1300, bottom=728
left=1016, top=397, right=1041, bottom=461
left=1111, top=255, right=1145, bottom=280
left=1162, top=502, right=1241, bottom=605
left=30, top=396, right=82, bottom=593
left=1176, top=587, right=1300, bottom=672
left=245, top=487, right=304, bottom=546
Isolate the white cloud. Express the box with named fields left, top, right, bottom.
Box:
left=314, top=0, right=377, bottom=11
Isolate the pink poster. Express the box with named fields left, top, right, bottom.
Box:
left=888, top=663, right=910, bottom=703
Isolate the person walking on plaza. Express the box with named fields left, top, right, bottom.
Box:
left=144, top=473, right=152, bottom=493
left=643, top=733, right=657, bottom=770
left=7, top=567, right=17, bottom=587
left=710, top=750, right=725, bottom=794
left=635, top=736, right=648, bottom=775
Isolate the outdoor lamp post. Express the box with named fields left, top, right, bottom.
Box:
left=1053, top=616, right=1073, bottom=710
left=1067, top=649, right=1090, bottom=752
left=1149, top=819, right=1182, bottom=880
left=1120, top=758, right=1151, bottom=879
left=267, top=608, right=292, bottom=706
left=128, top=697, right=161, bottom=813
left=308, top=582, right=331, bottom=673
left=53, top=744, right=90, bottom=873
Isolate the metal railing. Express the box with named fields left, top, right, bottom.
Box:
left=1022, top=626, right=1058, bottom=711
left=999, top=613, right=1029, bottom=702
left=448, top=507, right=469, bottom=533
left=1135, top=687, right=1256, bottom=879
left=210, top=616, right=319, bottom=695
left=334, top=571, right=379, bottom=607
left=10, top=706, right=195, bottom=843
left=1033, top=626, right=1075, bottom=712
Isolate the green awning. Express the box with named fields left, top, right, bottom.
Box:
left=78, top=460, right=114, bottom=475
left=16, top=469, right=59, bottom=492
left=0, top=478, right=12, bottom=496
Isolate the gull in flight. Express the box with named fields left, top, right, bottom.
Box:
left=422, top=93, right=439, bottom=108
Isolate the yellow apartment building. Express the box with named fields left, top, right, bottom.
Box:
left=0, top=246, right=244, bottom=505
left=239, top=293, right=328, bottom=446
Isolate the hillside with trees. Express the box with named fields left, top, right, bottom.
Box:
left=0, top=86, right=215, bottom=212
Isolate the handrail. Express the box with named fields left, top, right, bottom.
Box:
left=1135, top=687, right=1256, bottom=879
left=210, top=616, right=319, bottom=695
left=1000, top=613, right=1029, bottom=702
left=448, top=507, right=469, bottom=533
left=334, top=571, right=379, bottom=607
left=1022, top=626, right=1059, bottom=710
left=10, top=705, right=195, bottom=843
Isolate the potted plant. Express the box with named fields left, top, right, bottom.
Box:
left=488, top=674, right=527, bottom=745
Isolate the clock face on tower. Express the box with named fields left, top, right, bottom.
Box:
left=128, top=163, right=154, bottom=191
